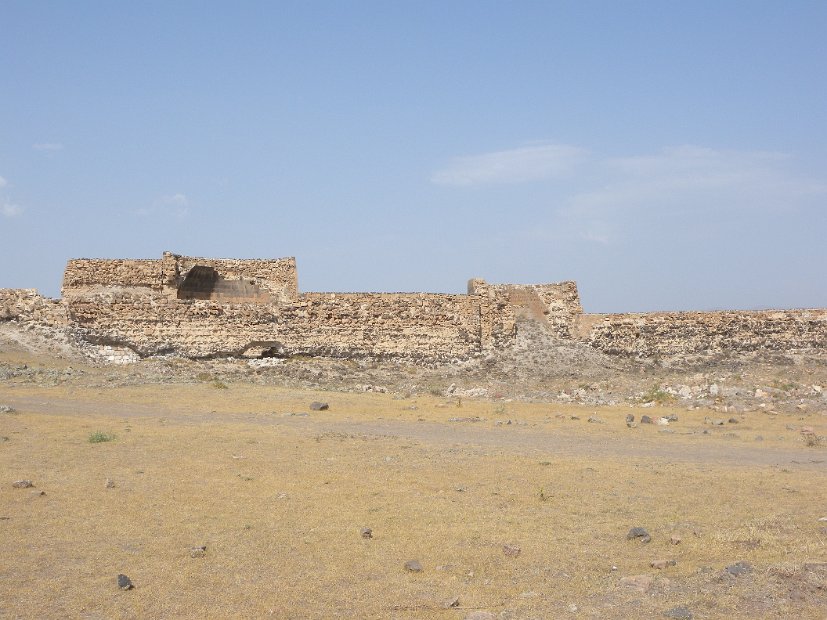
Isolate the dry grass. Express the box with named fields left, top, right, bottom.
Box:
left=1, top=380, right=826, bottom=619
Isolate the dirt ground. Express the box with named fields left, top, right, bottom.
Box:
left=1, top=341, right=826, bottom=619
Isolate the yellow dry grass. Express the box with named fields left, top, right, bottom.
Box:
left=1, top=379, right=826, bottom=619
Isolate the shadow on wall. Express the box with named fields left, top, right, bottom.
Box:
left=176, top=265, right=267, bottom=302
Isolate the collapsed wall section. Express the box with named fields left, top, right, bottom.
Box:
left=0, top=289, right=66, bottom=325
left=469, top=279, right=582, bottom=338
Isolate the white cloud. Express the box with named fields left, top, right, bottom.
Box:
left=161, top=193, right=189, bottom=207
left=0, top=176, right=6, bottom=188
left=133, top=193, right=190, bottom=218
left=432, top=143, right=588, bottom=186
left=32, top=142, right=64, bottom=152
left=565, top=145, right=827, bottom=217
left=2, top=202, right=23, bottom=218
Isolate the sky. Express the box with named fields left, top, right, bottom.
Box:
left=1, top=1, right=825, bottom=312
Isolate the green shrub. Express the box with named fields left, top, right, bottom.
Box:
left=89, top=431, right=116, bottom=443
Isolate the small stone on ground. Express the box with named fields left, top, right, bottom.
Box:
left=404, top=560, right=422, bottom=572
left=190, top=545, right=207, bottom=558
left=117, top=574, right=134, bottom=590
left=725, top=561, right=752, bottom=576
left=663, top=605, right=693, bottom=619
left=502, top=544, right=521, bottom=557
left=360, top=527, right=373, bottom=539
left=626, top=527, right=651, bottom=543
left=309, top=401, right=329, bottom=411
left=12, top=480, right=33, bottom=489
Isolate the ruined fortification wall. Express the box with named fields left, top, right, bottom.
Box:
left=175, top=255, right=298, bottom=300
left=63, top=259, right=170, bottom=292
left=576, top=309, right=827, bottom=357
left=0, top=289, right=66, bottom=325
left=9, top=251, right=825, bottom=363
left=66, top=290, right=494, bottom=360
left=469, top=279, right=582, bottom=338
left=62, top=253, right=299, bottom=302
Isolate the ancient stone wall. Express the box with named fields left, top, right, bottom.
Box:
left=0, top=289, right=66, bottom=325
left=576, top=309, right=827, bottom=357
left=63, top=253, right=298, bottom=302
left=66, top=290, right=492, bottom=360
left=469, top=279, right=581, bottom=338
left=174, top=254, right=298, bottom=300
left=6, top=251, right=827, bottom=363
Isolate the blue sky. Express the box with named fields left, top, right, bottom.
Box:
left=1, top=1, right=825, bottom=312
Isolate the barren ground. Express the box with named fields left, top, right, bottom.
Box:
left=1, top=338, right=826, bottom=619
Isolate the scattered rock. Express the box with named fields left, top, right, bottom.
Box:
left=651, top=559, right=677, bottom=569
left=360, top=527, right=373, bottom=539
left=569, top=415, right=580, bottom=420
left=30, top=490, right=45, bottom=497
left=502, top=544, right=521, bottom=557
left=666, top=414, right=678, bottom=422
left=309, top=401, right=329, bottom=411
left=190, top=545, right=207, bottom=558
left=0, top=405, right=15, bottom=413
left=619, top=574, right=654, bottom=593
left=404, top=560, right=423, bottom=573
left=105, top=478, right=116, bottom=488
left=728, top=417, right=739, bottom=424
left=670, top=535, right=682, bottom=545
left=587, top=415, right=603, bottom=424
left=640, top=415, right=653, bottom=424
left=12, top=480, right=34, bottom=489
left=117, top=574, right=134, bottom=590
left=818, top=517, right=827, bottom=522
left=443, top=596, right=459, bottom=608
left=713, top=419, right=725, bottom=426
left=663, top=605, right=693, bottom=619
left=626, top=414, right=635, bottom=426
left=725, top=561, right=752, bottom=576
left=627, top=527, right=651, bottom=543
left=656, top=417, right=670, bottom=426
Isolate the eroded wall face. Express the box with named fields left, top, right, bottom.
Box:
left=46, top=253, right=827, bottom=362
left=66, top=291, right=494, bottom=360
left=577, top=310, right=827, bottom=356
left=62, top=254, right=299, bottom=302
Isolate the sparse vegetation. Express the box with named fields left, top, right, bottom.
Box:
left=641, top=384, right=676, bottom=405
left=88, top=431, right=115, bottom=443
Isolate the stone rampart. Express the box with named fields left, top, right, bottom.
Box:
left=4, top=251, right=826, bottom=363
left=576, top=309, right=827, bottom=357
left=0, top=288, right=66, bottom=325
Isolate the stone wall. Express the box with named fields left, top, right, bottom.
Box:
left=576, top=309, right=827, bottom=357
left=63, top=253, right=298, bottom=302
left=468, top=279, right=582, bottom=338
left=0, top=289, right=66, bottom=325
left=6, top=251, right=827, bottom=363
left=66, top=291, right=489, bottom=360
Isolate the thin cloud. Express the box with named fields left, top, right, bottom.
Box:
left=565, top=145, right=827, bottom=217
left=0, top=176, right=7, bottom=188
left=32, top=142, right=64, bottom=152
left=432, top=143, right=588, bottom=186
left=134, top=192, right=190, bottom=219
left=161, top=193, right=189, bottom=207
left=2, top=202, right=23, bottom=218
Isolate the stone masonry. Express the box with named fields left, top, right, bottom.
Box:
left=1, top=251, right=825, bottom=362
